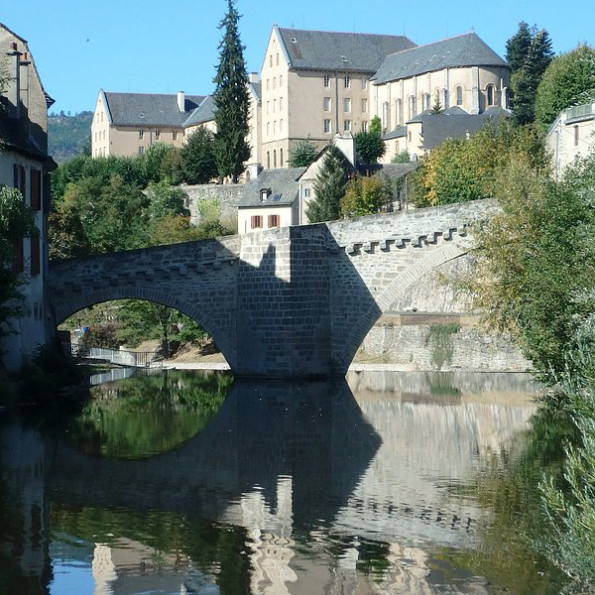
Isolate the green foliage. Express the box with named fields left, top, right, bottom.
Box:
left=48, top=111, right=93, bottom=163
left=0, top=187, right=37, bottom=354
left=369, top=115, right=382, bottom=134
left=340, top=175, right=391, bottom=218
left=306, top=145, right=350, bottom=222
left=425, top=323, right=460, bottom=370
left=289, top=138, right=318, bottom=167
left=535, top=44, right=595, bottom=130
left=391, top=150, right=410, bottom=163
left=213, top=0, right=251, bottom=182
left=145, top=181, right=189, bottom=219
left=354, top=129, right=385, bottom=166
left=411, top=120, right=547, bottom=207
left=180, top=127, right=218, bottom=184
left=506, top=23, right=554, bottom=125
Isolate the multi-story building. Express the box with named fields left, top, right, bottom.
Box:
left=546, top=102, right=595, bottom=180
left=371, top=32, right=510, bottom=161
left=0, top=22, right=56, bottom=371
left=260, top=26, right=415, bottom=170
left=91, top=75, right=262, bottom=179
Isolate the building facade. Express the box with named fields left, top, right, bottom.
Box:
left=371, top=33, right=510, bottom=161
left=0, top=22, right=55, bottom=371
left=546, top=102, right=595, bottom=180
left=260, top=26, right=415, bottom=170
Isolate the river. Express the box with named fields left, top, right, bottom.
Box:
left=0, top=370, right=567, bottom=594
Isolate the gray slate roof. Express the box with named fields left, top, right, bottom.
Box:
left=277, top=27, right=416, bottom=72
left=184, top=95, right=216, bottom=128
left=103, top=92, right=206, bottom=127
left=412, top=107, right=510, bottom=151
left=373, top=32, right=508, bottom=84
left=239, top=167, right=306, bottom=208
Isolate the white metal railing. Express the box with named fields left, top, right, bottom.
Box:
left=566, top=103, right=595, bottom=121
left=72, top=345, right=163, bottom=368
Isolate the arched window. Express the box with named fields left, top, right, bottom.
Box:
left=382, top=102, right=389, bottom=130
left=395, top=98, right=402, bottom=125
left=486, top=84, right=495, bottom=106
left=455, top=86, right=463, bottom=106
left=273, top=150, right=277, bottom=168
left=266, top=151, right=270, bottom=169
left=280, top=148, right=284, bottom=167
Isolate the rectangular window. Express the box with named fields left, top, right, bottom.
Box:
left=138, top=147, right=144, bottom=155
left=155, top=130, right=160, bottom=140
left=361, top=77, right=367, bottom=90
left=268, top=214, right=280, bottom=228
left=173, top=131, right=177, bottom=141
left=575, top=125, right=580, bottom=146
left=324, top=119, right=331, bottom=133
left=323, top=97, right=331, bottom=111
left=361, top=98, right=368, bottom=112
left=344, top=75, right=350, bottom=88
left=343, top=98, right=351, bottom=112
left=344, top=119, right=351, bottom=131
left=304, top=188, right=311, bottom=198
left=323, top=74, right=330, bottom=87
left=361, top=120, right=368, bottom=132
left=139, top=130, right=144, bottom=139
left=30, top=235, right=40, bottom=276
left=30, top=169, right=41, bottom=211
left=251, top=215, right=263, bottom=229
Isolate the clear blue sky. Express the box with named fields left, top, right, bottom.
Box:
left=2, top=0, right=592, bottom=114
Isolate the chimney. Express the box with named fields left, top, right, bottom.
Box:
left=333, top=132, right=356, bottom=167
left=177, top=91, right=185, bottom=112
left=6, top=46, right=22, bottom=118
left=249, top=72, right=259, bottom=84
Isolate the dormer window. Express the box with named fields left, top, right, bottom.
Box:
left=260, top=188, right=271, bottom=202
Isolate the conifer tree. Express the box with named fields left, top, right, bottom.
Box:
left=306, top=145, right=349, bottom=222
left=506, top=22, right=554, bottom=125
left=213, top=0, right=250, bottom=183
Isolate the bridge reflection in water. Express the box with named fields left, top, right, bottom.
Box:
left=0, top=371, right=550, bottom=594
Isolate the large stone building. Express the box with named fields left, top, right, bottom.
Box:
left=0, top=22, right=55, bottom=371
left=259, top=26, right=415, bottom=169
left=91, top=75, right=262, bottom=176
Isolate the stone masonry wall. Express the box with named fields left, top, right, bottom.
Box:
left=182, top=183, right=244, bottom=226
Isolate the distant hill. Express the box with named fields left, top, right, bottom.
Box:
left=48, top=111, right=93, bottom=163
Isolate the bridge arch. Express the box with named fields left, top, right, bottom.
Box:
left=335, top=242, right=469, bottom=371
left=52, top=287, right=237, bottom=368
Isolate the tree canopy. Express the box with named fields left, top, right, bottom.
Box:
left=180, top=127, right=218, bottom=184
left=535, top=44, right=595, bottom=130
left=506, top=22, right=554, bottom=125
left=289, top=139, right=318, bottom=167
left=212, top=0, right=251, bottom=183
left=306, top=145, right=350, bottom=223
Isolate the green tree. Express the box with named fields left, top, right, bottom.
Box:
left=145, top=181, right=189, bottom=219
left=306, top=145, right=349, bottom=222
left=369, top=115, right=382, bottom=134
left=0, top=187, right=37, bottom=353
left=181, top=127, right=218, bottom=184
left=354, top=129, right=385, bottom=167
left=340, top=176, right=390, bottom=218
left=412, top=121, right=547, bottom=207
left=212, top=0, right=251, bottom=183
left=506, top=23, right=554, bottom=125
left=535, top=44, right=595, bottom=130
left=289, top=138, right=318, bottom=167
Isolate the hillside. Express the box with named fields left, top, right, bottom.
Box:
left=48, top=111, right=93, bottom=163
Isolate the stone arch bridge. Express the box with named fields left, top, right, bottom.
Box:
left=48, top=200, right=492, bottom=378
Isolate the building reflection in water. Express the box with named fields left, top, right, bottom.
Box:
left=0, top=371, right=542, bottom=594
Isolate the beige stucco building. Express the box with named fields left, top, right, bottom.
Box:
left=546, top=102, right=595, bottom=180
left=0, top=22, right=56, bottom=371
left=260, top=26, right=415, bottom=170
left=91, top=75, right=262, bottom=180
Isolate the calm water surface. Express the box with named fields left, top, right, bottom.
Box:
left=0, top=370, right=566, bottom=594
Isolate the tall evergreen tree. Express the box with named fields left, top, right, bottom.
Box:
left=213, top=0, right=251, bottom=183
left=306, top=145, right=349, bottom=223
left=506, top=22, right=554, bottom=125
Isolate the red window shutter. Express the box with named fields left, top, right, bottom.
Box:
left=31, top=235, right=40, bottom=276
left=30, top=170, right=41, bottom=210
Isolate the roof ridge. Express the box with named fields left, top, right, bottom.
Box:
left=278, top=26, right=412, bottom=39
left=383, top=31, right=478, bottom=58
